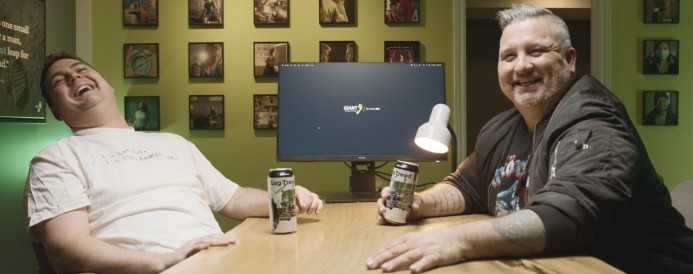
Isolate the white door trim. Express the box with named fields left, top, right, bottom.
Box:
left=591, top=0, right=612, bottom=89
left=75, top=0, right=93, bottom=63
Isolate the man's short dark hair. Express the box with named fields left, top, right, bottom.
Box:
left=40, top=53, right=92, bottom=120
left=654, top=91, right=671, bottom=101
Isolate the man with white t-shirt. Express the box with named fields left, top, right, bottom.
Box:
left=25, top=53, right=324, bottom=274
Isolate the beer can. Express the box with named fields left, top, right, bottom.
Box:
left=268, top=168, right=297, bottom=233
left=384, top=161, right=419, bottom=224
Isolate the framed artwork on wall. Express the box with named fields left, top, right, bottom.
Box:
left=189, top=95, right=225, bottom=130
left=254, top=42, right=289, bottom=77
left=644, top=0, right=679, bottom=24
left=253, top=94, right=278, bottom=129
left=643, top=90, right=678, bottom=126
left=384, top=41, right=420, bottom=63
left=319, top=0, right=355, bottom=25
left=124, top=43, right=159, bottom=78
left=123, top=0, right=158, bottom=26
left=188, top=42, right=224, bottom=78
left=643, top=39, right=678, bottom=75
left=124, top=96, right=160, bottom=131
left=189, top=0, right=223, bottom=26
left=254, top=0, right=290, bottom=26
left=319, top=41, right=356, bottom=63
left=385, top=0, right=420, bottom=24
left=0, top=0, right=46, bottom=121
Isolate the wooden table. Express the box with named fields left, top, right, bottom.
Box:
left=162, top=202, right=624, bottom=274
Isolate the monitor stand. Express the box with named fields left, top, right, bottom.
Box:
left=323, top=161, right=382, bottom=203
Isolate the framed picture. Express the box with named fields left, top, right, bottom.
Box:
left=643, top=40, right=678, bottom=75
left=643, top=90, right=678, bottom=126
left=253, top=94, right=278, bottom=129
left=188, top=42, right=224, bottom=78
left=189, top=0, right=223, bottom=26
left=124, top=96, right=160, bottom=131
left=0, top=0, right=46, bottom=121
left=319, top=41, right=357, bottom=63
left=123, top=0, right=158, bottom=26
left=124, top=43, right=159, bottom=78
left=644, top=0, right=679, bottom=24
left=254, top=42, right=289, bottom=77
left=254, top=0, right=290, bottom=26
left=319, top=0, right=355, bottom=25
left=385, top=0, right=420, bottom=24
left=189, top=95, right=225, bottom=130
left=384, top=41, right=420, bottom=63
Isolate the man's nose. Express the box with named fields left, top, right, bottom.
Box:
left=67, top=71, right=82, bottom=84
left=514, top=55, right=534, bottom=74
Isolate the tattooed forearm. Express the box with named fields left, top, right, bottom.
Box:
left=422, top=184, right=465, bottom=217
left=490, top=209, right=546, bottom=254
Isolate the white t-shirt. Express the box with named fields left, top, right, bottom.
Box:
left=25, top=127, right=238, bottom=253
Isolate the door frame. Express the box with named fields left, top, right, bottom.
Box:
left=454, top=0, right=612, bottom=161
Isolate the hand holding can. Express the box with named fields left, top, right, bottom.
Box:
left=383, top=161, right=419, bottom=224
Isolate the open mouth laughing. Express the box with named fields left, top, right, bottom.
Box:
left=73, top=84, right=95, bottom=98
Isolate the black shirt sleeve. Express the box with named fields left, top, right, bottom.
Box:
left=528, top=119, right=637, bottom=254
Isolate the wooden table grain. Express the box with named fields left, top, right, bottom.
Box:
left=162, top=202, right=624, bottom=274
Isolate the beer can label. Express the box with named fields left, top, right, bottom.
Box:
left=384, top=163, right=418, bottom=224
left=268, top=171, right=297, bottom=233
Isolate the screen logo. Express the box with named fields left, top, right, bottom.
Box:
left=343, top=104, right=381, bottom=115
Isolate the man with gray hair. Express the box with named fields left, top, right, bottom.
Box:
left=368, top=4, right=693, bottom=273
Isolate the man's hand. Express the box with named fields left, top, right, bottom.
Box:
left=366, top=227, right=467, bottom=273
left=295, top=185, right=324, bottom=214
left=377, top=186, right=425, bottom=224
left=161, top=234, right=238, bottom=270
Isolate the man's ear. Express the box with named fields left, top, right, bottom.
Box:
left=565, top=47, right=577, bottom=73
left=48, top=105, right=63, bottom=121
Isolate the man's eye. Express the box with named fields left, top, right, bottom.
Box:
left=529, top=51, right=542, bottom=57
left=502, top=55, right=516, bottom=62
left=52, top=79, right=65, bottom=87
left=76, top=67, right=88, bottom=72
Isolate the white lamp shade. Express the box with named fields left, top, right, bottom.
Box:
left=414, top=104, right=451, bottom=154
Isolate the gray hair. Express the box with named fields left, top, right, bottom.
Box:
left=497, top=4, right=572, bottom=49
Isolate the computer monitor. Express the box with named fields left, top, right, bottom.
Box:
left=277, top=63, right=446, bottom=197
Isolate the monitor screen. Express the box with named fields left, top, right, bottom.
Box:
left=277, top=63, right=445, bottom=162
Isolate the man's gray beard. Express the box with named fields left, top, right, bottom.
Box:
left=513, top=70, right=572, bottom=108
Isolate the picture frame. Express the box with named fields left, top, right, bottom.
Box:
left=189, top=95, right=225, bottom=130
left=188, top=42, right=224, bottom=78
left=319, top=0, right=356, bottom=25
left=124, top=43, right=159, bottom=78
left=385, top=0, right=421, bottom=24
left=254, top=42, right=290, bottom=77
left=319, top=41, right=357, bottom=63
left=642, top=90, right=678, bottom=126
left=0, top=0, right=46, bottom=121
left=644, top=0, right=679, bottom=24
left=254, top=0, right=290, bottom=26
left=123, top=0, right=158, bottom=27
left=189, top=0, right=223, bottom=27
left=384, top=41, right=420, bottom=63
left=643, top=39, right=678, bottom=75
left=253, top=94, right=278, bottom=129
left=124, top=96, right=160, bottom=131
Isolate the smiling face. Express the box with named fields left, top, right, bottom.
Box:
left=497, top=17, right=576, bottom=109
left=46, top=58, right=118, bottom=127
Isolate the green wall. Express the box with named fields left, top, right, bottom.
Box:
left=612, top=1, right=692, bottom=189
left=0, top=1, right=75, bottom=272
left=91, top=0, right=455, bottom=227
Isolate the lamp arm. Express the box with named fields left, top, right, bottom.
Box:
left=447, top=124, right=458, bottom=173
